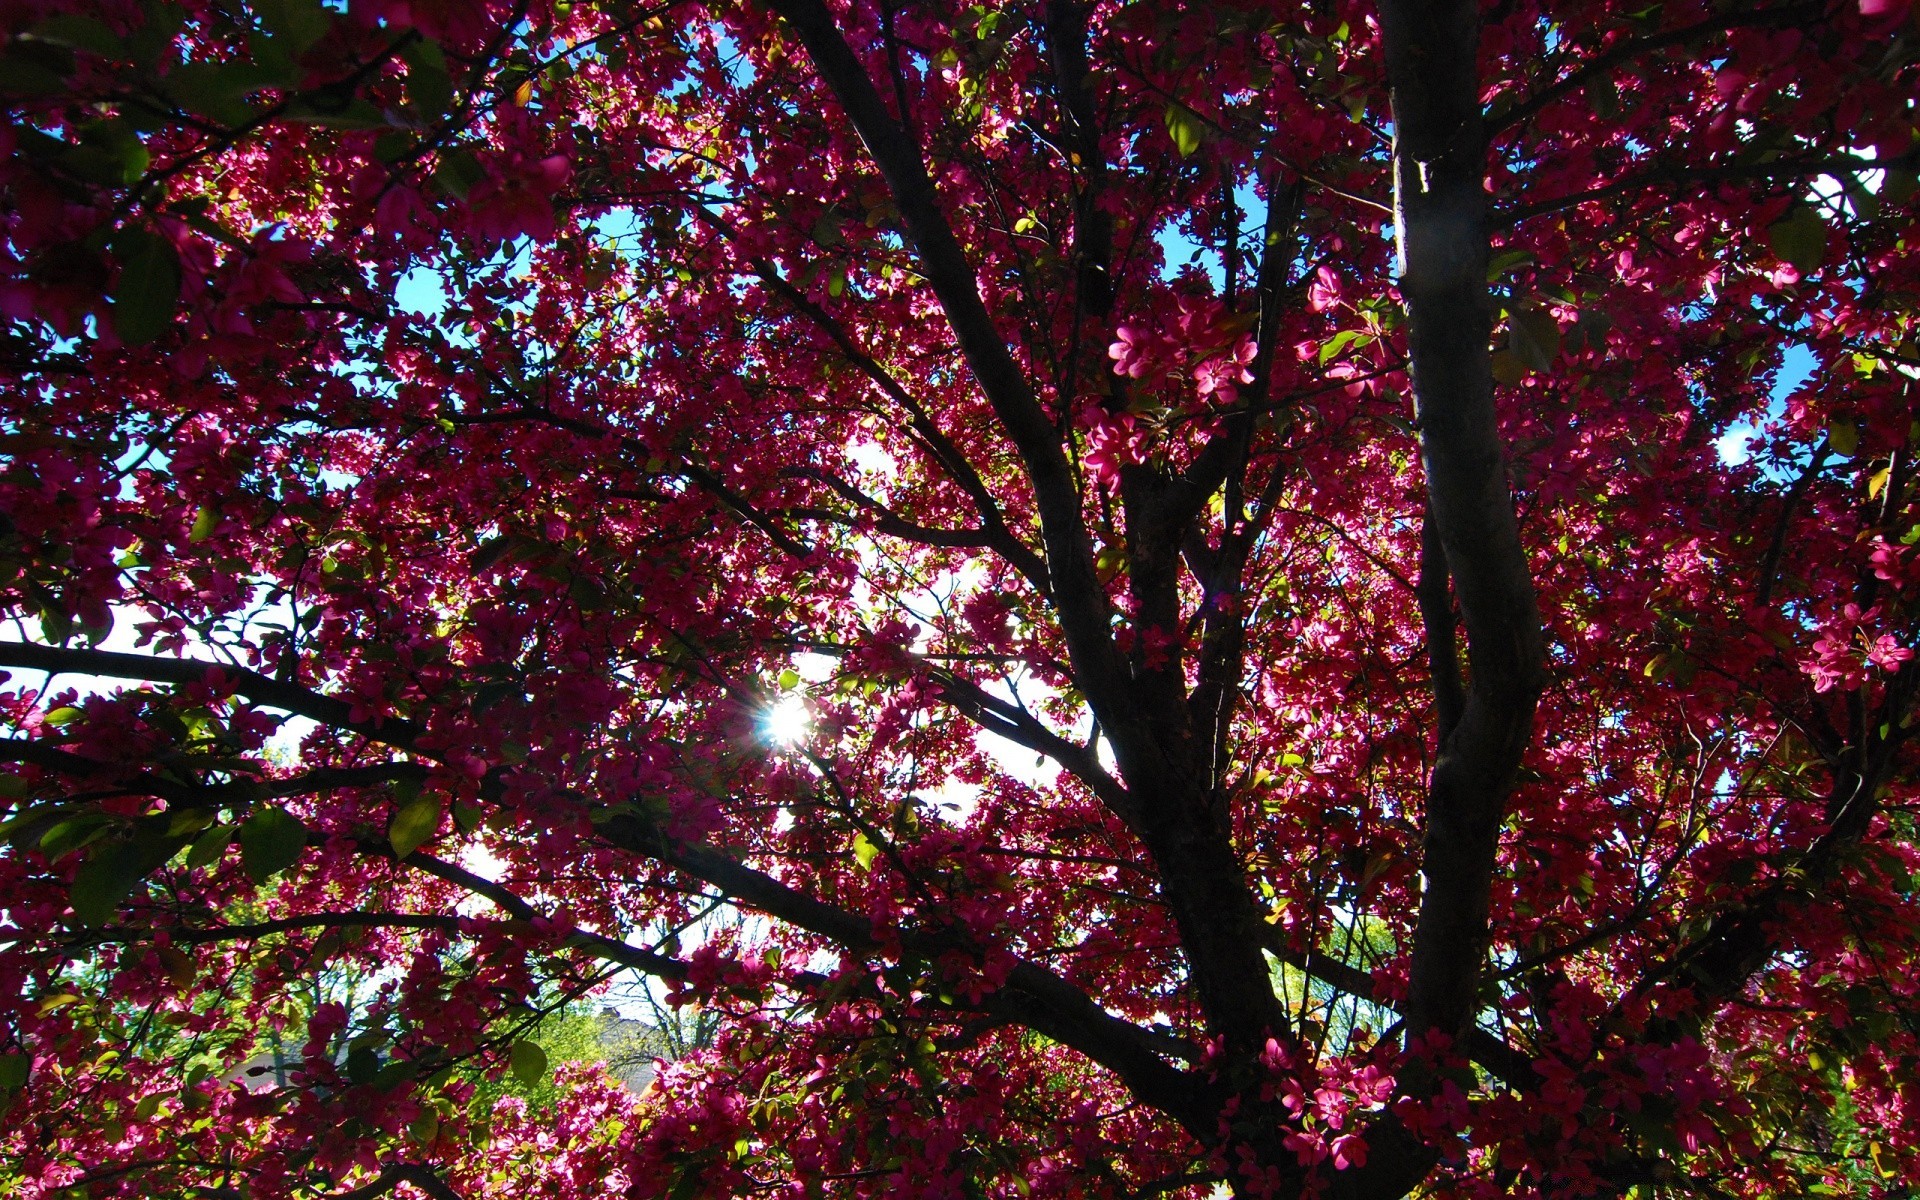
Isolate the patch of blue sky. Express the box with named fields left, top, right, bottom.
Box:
left=594, top=206, right=646, bottom=241
left=382, top=234, right=545, bottom=341
left=1154, top=179, right=1269, bottom=287
left=394, top=264, right=449, bottom=316
left=714, top=28, right=754, bottom=88
left=1715, top=342, right=1816, bottom=467
left=1151, top=171, right=1822, bottom=483
left=1711, top=146, right=1883, bottom=473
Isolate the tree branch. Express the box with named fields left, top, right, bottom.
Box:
left=594, top=810, right=1211, bottom=1134
left=1756, top=442, right=1832, bottom=607
left=1486, top=4, right=1824, bottom=136
left=1257, top=931, right=1536, bottom=1088
left=1043, top=0, right=1115, bottom=317
left=0, top=641, right=420, bottom=747
left=1381, top=0, right=1545, bottom=1044
left=1418, top=505, right=1465, bottom=742
left=778, top=464, right=1043, bottom=576
left=919, top=664, right=1141, bottom=830
left=402, top=850, right=689, bottom=981
left=1499, top=147, right=1917, bottom=228
left=1315, top=4, right=1549, bottom=1196
left=762, top=0, right=1126, bottom=721
left=700, top=215, right=1051, bottom=590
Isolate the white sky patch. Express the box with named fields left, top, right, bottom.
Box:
left=973, top=726, right=1064, bottom=792
left=1716, top=423, right=1757, bottom=466
left=923, top=776, right=983, bottom=823
left=4, top=597, right=321, bottom=760
left=453, top=841, right=508, bottom=917
left=1810, top=145, right=1883, bottom=217
left=791, top=651, right=837, bottom=682
left=844, top=438, right=897, bottom=479
left=804, top=947, right=841, bottom=974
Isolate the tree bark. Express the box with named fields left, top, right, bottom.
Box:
left=1316, top=5, right=1548, bottom=1197
left=1378, top=0, right=1544, bottom=1051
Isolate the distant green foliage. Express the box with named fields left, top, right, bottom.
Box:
left=469, top=1005, right=658, bottom=1114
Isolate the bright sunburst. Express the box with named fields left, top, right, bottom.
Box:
left=764, top=696, right=812, bottom=747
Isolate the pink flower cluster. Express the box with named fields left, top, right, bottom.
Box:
left=1106, top=296, right=1259, bottom=404
left=1806, top=602, right=1913, bottom=693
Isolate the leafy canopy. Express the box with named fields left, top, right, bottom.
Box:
left=2, top=1, right=1918, bottom=1199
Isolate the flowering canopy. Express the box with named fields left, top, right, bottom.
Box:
left=2, top=0, right=1918, bottom=1197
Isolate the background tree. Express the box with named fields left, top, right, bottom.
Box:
left=2, top=1, right=1918, bottom=1198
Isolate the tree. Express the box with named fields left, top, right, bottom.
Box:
left=1, top=0, right=1917, bottom=1196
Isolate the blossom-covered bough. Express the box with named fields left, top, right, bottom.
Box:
left=2, top=1, right=1917, bottom=1198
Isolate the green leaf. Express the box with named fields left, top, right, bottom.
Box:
left=1508, top=307, right=1561, bottom=373
left=237, top=805, right=307, bottom=883
left=0, top=40, right=75, bottom=94
left=286, top=95, right=389, bottom=130
left=470, top=536, right=514, bottom=573
left=37, top=814, right=110, bottom=861
left=810, top=212, right=843, bottom=248
left=165, top=808, right=215, bottom=839
left=777, top=668, right=801, bottom=690
left=668, top=1165, right=704, bottom=1200
left=188, top=506, right=218, bottom=543
left=401, top=33, right=449, bottom=73
left=388, top=791, right=443, bottom=859
left=164, top=61, right=278, bottom=125
left=0, top=772, right=27, bottom=800
left=373, top=130, right=414, bottom=163
left=1883, top=167, right=1918, bottom=208
left=0, top=1053, right=27, bottom=1090
left=81, top=607, right=115, bottom=646
left=508, top=1039, right=548, bottom=1086
left=1163, top=103, right=1204, bottom=158
left=434, top=148, right=488, bottom=200
left=1767, top=207, right=1826, bottom=275
left=184, top=823, right=234, bottom=870
left=1317, top=328, right=1369, bottom=365
left=70, top=832, right=178, bottom=925
left=346, top=1044, right=381, bottom=1084
left=31, top=15, right=125, bottom=57
left=1489, top=349, right=1526, bottom=385
left=111, top=230, right=180, bottom=345
left=1828, top=419, right=1859, bottom=458
left=0, top=805, right=54, bottom=841
left=851, top=831, right=877, bottom=871
left=44, top=705, right=82, bottom=727
left=256, top=0, right=333, bottom=55
left=1486, top=248, right=1533, bottom=280
left=126, top=5, right=183, bottom=69
left=57, top=120, right=149, bottom=186
left=451, top=799, right=484, bottom=835
left=37, top=605, right=73, bottom=645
